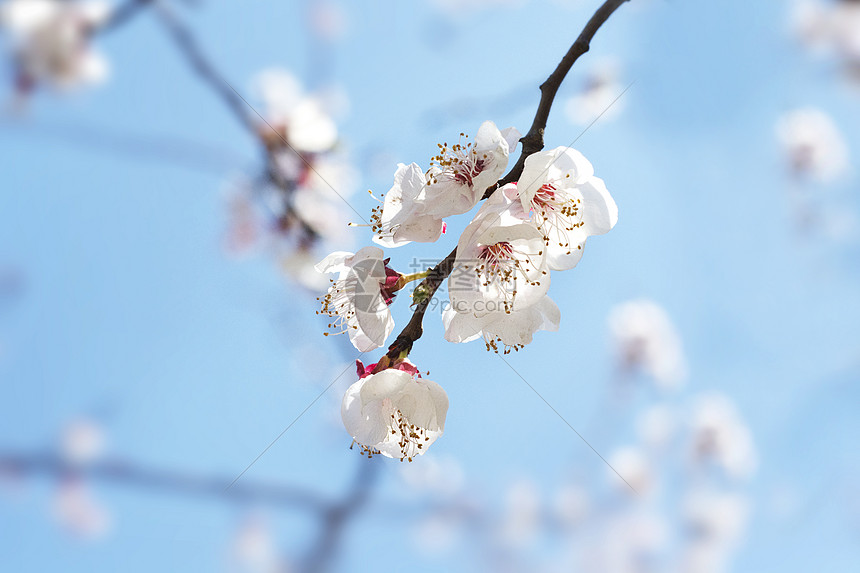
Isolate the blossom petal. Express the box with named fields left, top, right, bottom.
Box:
left=0, top=0, right=56, bottom=34
left=444, top=295, right=560, bottom=350
left=374, top=163, right=444, bottom=247
left=500, top=126, right=522, bottom=156
left=442, top=306, right=484, bottom=343
left=578, top=176, right=618, bottom=236
left=287, top=98, right=338, bottom=153
left=315, top=251, right=351, bottom=274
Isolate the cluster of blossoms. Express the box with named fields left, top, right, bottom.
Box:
left=589, top=395, right=756, bottom=573
left=0, top=0, right=110, bottom=96
left=224, top=69, right=357, bottom=291
left=317, top=120, right=618, bottom=458
left=602, top=304, right=755, bottom=573
left=775, top=106, right=854, bottom=239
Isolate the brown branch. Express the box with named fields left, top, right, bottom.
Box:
left=386, top=0, right=631, bottom=360
left=485, top=0, right=631, bottom=197
left=384, top=247, right=458, bottom=361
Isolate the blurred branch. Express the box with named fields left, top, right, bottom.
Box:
left=0, top=450, right=330, bottom=511
left=152, top=1, right=257, bottom=134
left=1, top=118, right=250, bottom=175
left=1, top=449, right=381, bottom=573
left=302, top=459, right=380, bottom=573
left=386, top=0, right=632, bottom=361
left=152, top=1, right=324, bottom=245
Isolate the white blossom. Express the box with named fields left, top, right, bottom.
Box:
left=608, top=299, right=687, bottom=389
left=423, top=121, right=520, bottom=219
left=608, top=447, right=656, bottom=497
left=308, top=0, right=347, bottom=43
left=232, top=516, right=281, bottom=573
left=369, top=122, right=518, bottom=247
left=292, top=187, right=353, bottom=243
left=443, top=293, right=559, bottom=353
left=776, top=107, right=850, bottom=183
left=508, top=146, right=618, bottom=271
left=302, top=153, right=358, bottom=199
left=254, top=68, right=338, bottom=154
left=793, top=0, right=860, bottom=73
left=267, top=150, right=358, bottom=243
left=0, top=0, right=110, bottom=91
left=443, top=190, right=554, bottom=351
left=316, top=246, right=398, bottom=352
left=372, top=162, right=444, bottom=247
left=59, top=417, right=104, bottom=465
left=341, top=366, right=448, bottom=461
left=449, top=191, right=549, bottom=315
left=688, top=393, right=757, bottom=481
left=680, top=490, right=750, bottom=573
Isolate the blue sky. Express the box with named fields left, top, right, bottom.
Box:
left=1, top=0, right=859, bottom=571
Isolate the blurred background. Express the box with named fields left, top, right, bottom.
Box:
left=1, top=0, right=859, bottom=571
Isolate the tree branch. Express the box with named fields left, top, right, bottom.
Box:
left=1, top=118, right=250, bottom=175
left=385, top=247, right=458, bottom=361
left=386, top=0, right=631, bottom=360
left=0, top=451, right=328, bottom=511
left=1, top=449, right=380, bottom=573
left=153, top=1, right=257, bottom=134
